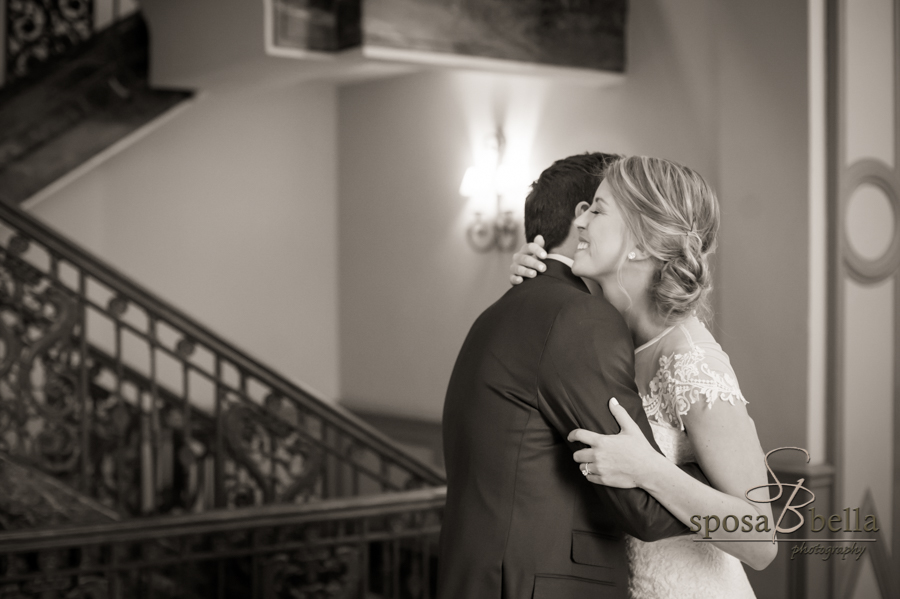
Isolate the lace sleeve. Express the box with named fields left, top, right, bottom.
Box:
left=645, top=344, right=747, bottom=430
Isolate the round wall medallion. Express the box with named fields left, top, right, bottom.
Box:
left=846, top=183, right=895, bottom=261
left=841, top=161, right=900, bottom=282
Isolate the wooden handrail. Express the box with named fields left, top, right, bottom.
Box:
left=0, top=486, right=447, bottom=552
left=0, top=199, right=444, bottom=485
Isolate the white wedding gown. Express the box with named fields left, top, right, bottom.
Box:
left=626, top=315, right=757, bottom=599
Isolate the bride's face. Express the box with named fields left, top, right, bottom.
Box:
left=571, top=180, right=632, bottom=281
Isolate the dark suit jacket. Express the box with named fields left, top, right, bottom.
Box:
left=438, top=259, right=706, bottom=599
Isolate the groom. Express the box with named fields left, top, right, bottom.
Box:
left=438, top=153, right=707, bottom=598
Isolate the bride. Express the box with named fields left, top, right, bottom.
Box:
left=509, top=155, right=776, bottom=597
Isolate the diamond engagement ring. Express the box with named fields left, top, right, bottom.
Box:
left=580, top=464, right=589, bottom=476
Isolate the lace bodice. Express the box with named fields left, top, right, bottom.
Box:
left=634, top=316, right=747, bottom=464
left=626, top=315, right=756, bottom=599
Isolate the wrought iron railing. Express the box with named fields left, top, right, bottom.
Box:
left=0, top=199, right=445, bottom=520
left=4, top=0, right=139, bottom=86
left=0, top=486, right=446, bottom=598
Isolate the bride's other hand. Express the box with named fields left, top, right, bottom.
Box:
left=509, top=235, right=548, bottom=285
left=568, top=398, right=664, bottom=489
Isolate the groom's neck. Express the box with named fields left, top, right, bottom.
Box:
left=548, top=234, right=579, bottom=260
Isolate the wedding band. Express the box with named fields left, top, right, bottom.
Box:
left=580, top=464, right=589, bottom=476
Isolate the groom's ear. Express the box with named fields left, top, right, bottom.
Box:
left=574, top=201, right=591, bottom=217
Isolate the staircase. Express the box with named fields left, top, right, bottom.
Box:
left=0, top=4, right=445, bottom=596
left=0, top=197, right=445, bottom=597
left=0, top=452, right=119, bottom=531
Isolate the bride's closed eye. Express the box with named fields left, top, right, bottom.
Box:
left=589, top=200, right=607, bottom=215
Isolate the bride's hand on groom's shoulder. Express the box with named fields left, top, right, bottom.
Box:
left=509, top=235, right=548, bottom=285
left=568, top=398, right=664, bottom=489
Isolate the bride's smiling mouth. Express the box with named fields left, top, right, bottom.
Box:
left=577, top=241, right=590, bottom=250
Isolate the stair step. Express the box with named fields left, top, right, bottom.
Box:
left=0, top=452, right=119, bottom=531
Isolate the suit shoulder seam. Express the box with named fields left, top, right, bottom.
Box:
left=533, top=303, right=568, bottom=406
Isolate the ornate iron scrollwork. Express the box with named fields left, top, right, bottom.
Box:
left=265, top=545, right=360, bottom=599
left=0, top=203, right=443, bottom=535
left=5, top=0, right=94, bottom=83
left=223, top=400, right=323, bottom=506
left=0, top=252, right=83, bottom=479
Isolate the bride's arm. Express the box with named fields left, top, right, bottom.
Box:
left=572, top=398, right=777, bottom=570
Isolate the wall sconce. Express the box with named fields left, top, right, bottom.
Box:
left=459, top=130, right=521, bottom=252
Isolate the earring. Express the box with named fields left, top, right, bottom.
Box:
left=628, top=251, right=636, bottom=260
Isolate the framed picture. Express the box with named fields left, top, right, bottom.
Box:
left=267, top=0, right=362, bottom=55
left=363, top=0, right=626, bottom=73
left=266, top=0, right=626, bottom=76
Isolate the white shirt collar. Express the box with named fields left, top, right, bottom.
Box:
left=546, top=253, right=574, bottom=268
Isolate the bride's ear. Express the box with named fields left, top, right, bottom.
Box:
left=574, top=201, right=591, bottom=217
left=628, top=246, right=652, bottom=262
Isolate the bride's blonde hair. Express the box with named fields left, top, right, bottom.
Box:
left=604, top=156, right=719, bottom=322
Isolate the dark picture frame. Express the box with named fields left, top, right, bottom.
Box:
left=363, top=0, right=626, bottom=72
left=268, top=0, right=362, bottom=54
left=266, top=0, right=627, bottom=74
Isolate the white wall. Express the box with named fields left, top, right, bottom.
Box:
left=29, top=81, right=342, bottom=400
left=338, top=0, right=720, bottom=421
left=715, top=0, right=811, bottom=454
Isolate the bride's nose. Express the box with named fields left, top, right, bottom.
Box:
left=574, top=213, right=589, bottom=228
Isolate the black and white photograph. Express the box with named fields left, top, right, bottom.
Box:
left=0, top=0, right=897, bottom=598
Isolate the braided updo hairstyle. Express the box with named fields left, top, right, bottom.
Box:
left=604, top=156, right=719, bottom=322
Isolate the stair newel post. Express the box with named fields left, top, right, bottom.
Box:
left=78, top=269, right=92, bottom=496
left=214, top=355, right=225, bottom=509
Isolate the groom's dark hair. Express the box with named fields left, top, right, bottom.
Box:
left=524, top=152, right=617, bottom=252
